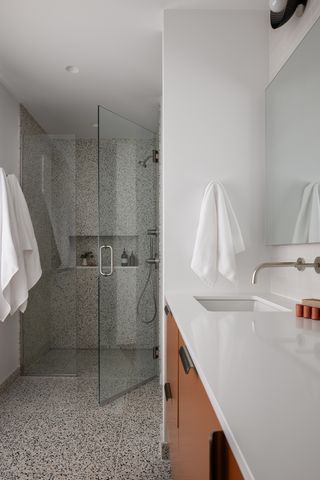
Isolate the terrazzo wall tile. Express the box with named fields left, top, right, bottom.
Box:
left=98, top=137, right=159, bottom=350
left=20, top=106, right=53, bottom=368
left=135, top=139, right=159, bottom=350
left=115, top=268, right=138, bottom=346
left=50, top=269, right=77, bottom=350
left=100, top=139, right=137, bottom=236
left=20, top=108, right=78, bottom=370
left=76, top=268, right=99, bottom=349
left=76, top=139, right=98, bottom=236
left=76, top=135, right=159, bottom=352
left=49, top=137, right=77, bottom=352
left=51, top=137, right=76, bottom=267
left=21, top=272, right=51, bottom=367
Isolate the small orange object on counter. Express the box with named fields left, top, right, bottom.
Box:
left=296, top=304, right=304, bottom=317
left=303, top=305, right=312, bottom=319
left=311, top=307, right=320, bottom=320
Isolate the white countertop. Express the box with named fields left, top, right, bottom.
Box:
left=165, top=292, right=320, bottom=480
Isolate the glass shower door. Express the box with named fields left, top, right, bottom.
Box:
left=98, top=106, right=159, bottom=404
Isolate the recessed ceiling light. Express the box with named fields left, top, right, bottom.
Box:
left=65, top=65, right=79, bottom=74
left=92, top=123, right=98, bottom=128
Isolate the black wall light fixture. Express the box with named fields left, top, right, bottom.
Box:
left=270, top=0, right=308, bottom=29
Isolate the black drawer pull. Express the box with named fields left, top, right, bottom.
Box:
left=209, top=430, right=225, bottom=480
left=164, top=305, right=170, bottom=316
left=179, top=345, right=194, bottom=374
left=164, top=382, right=172, bottom=401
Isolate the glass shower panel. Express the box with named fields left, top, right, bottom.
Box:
left=98, top=106, right=159, bottom=404
left=21, top=134, right=77, bottom=376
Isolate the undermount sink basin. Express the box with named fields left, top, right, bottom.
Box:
left=195, top=296, right=290, bottom=313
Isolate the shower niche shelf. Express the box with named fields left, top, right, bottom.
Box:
left=76, top=266, right=139, bottom=269
left=74, top=234, right=140, bottom=268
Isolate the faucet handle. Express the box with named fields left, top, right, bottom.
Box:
left=296, top=257, right=306, bottom=271
left=314, top=257, right=320, bottom=274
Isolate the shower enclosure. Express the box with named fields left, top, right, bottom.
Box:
left=20, top=105, right=159, bottom=404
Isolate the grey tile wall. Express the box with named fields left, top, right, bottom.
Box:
left=49, top=137, right=77, bottom=351
left=75, top=137, right=159, bottom=351
left=76, top=267, right=98, bottom=349
left=50, top=269, right=77, bottom=349
left=50, top=137, right=76, bottom=267
left=76, top=139, right=98, bottom=236
left=20, top=107, right=53, bottom=367
left=21, top=108, right=77, bottom=368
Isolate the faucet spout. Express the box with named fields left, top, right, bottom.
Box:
left=251, top=258, right=308, bottom=285
left=252, top=262, right=294, bottom=285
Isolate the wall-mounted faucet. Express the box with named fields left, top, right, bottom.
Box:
left=252, top=257, right=320, bottom=285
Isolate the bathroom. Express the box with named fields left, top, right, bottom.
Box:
left=0, top=0, right=320, bottom=479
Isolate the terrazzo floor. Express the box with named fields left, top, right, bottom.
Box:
left=25, top=349, right=157, bottom=384
left=0, top=354, right=171, bottom=479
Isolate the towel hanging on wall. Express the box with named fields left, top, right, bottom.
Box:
left=0, top=169, right=19, bottom=322
left=0, top=168, right=42, bottom=322
left=3, top=173, right=29, bottom=316
left=191, top=182, right=245, bottom=287
left=292, top=183, right=320, bottom=243
left=7, top=174, right=42, bottom=292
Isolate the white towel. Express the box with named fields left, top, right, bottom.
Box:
left=7, top=175, right=42, bottom=293
left=5, top=175, right=29, bottom=315
left=0, top=169, right=19, bottom=322
left=292, top=183, right=320, bottom=243
left=191, top=182, right=245, bottom=286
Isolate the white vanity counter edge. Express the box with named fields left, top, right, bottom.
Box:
left=165, top=292, right=320, bottom=480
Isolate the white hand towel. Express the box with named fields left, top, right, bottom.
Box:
left=0, top=169, right=19, bottom=322
left=7, top=175, right=42, bottom=293
left=5, top=175, right=29, bottom=315
left=191, top=182, right=245, bottom=287
left=292, top=183, right=320, bottom=243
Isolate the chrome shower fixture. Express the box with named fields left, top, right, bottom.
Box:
left=147, top=228, right=159, bottom=236
left=138, top=150, right=159, bottom=168
left=270, top=0, right=308, bottom=29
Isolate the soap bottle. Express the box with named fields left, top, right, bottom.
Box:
left=129, top=251, right=135, bottom=267
left=121, top=248, right=128, bottom=267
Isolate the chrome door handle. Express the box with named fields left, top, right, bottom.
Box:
left=99, top=245, right=113, bottom=276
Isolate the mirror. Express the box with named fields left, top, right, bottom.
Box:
left=266, top=17, right=320, bottom=245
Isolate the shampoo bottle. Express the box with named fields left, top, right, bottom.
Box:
left=121, top=248, right=128, bottom=267
left=129, top=251, right=135, bottom=266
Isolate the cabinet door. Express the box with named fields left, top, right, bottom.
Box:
left=178, top=335, right=222, bottom=480
left=165, top=310, right=180, bottom=479
left=210, top=431, right=243, bottom=480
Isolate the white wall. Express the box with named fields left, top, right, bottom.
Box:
left=163, top=9, right=269, bottom=295
left=269, top=2, right=320, bottom=300
left=0, top=82, right=20, bottom=385
left=269, top=0, right=320, bottom=81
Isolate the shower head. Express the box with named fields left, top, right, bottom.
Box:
left=138, top=150, right=159, bottom=168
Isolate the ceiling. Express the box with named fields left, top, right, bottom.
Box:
left=0, top=0, right=267, bottom=137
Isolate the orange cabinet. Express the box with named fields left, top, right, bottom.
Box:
left=165, top=308, right=243, bottom=480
